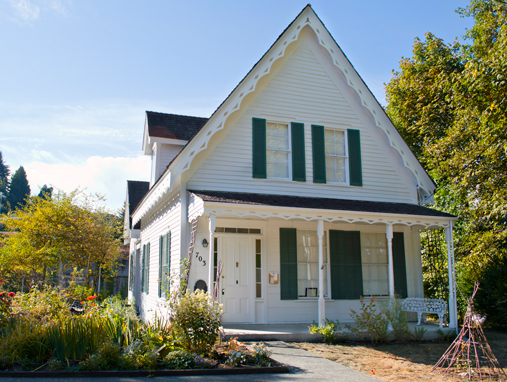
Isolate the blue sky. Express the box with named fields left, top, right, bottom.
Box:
left=0, top=0, right=474, bottom=212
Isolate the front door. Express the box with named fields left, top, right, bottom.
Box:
left=221, top=236, right=253, bottom=323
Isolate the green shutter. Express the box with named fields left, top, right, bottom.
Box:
left=393, top=232, right=408, bottom=298
left=146, top=242, right=150, bottom=295
left=330, top=230, right=363, bottom=299
left=347, top=129, right=362, bottom=186
left=291, top=122, right=306, bottom=182
left=252, top=118, right=267, bottom=179
left=158, top=236, right=163, bottom=298
left=345, top=231, right=363, bottom=299
left=312, top=125, right=326, bottom=183
left=330, top=230, right=348, bottom=299
left=141, top=244, right=145, bottom=293
left=280, top=228, right=298, bottom=300
left=164, top=232, right=171, bottom=299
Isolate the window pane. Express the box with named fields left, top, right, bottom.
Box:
left=256, top=284, right=262, bottom=298
left=267, top=150, right=277, bottom=164
left=335, top=157, right=346, bottom=183
left=237, top=228, right=248, bottom=233
left=326, top=156, right=337, bottom=182
left=251, top=229, right=261, bottom=235
left=256, top=253, right=261, bottom=268
left=335, top=131, right=346, bottom=156
left=325, top=130, right=335, bottom=155
left=256, top=269, right=261, bottom=283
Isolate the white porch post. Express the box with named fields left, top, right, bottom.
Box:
left=208, top=214, right=216, bottom=294
left=445, top=221, right=458, bottom=330
left=317, top=219, right=325, bottom=325
left=386, top=224, right=395, bottom=298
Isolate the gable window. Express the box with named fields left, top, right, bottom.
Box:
left=267, top=122, right=290, bottom=179
left=325, top=129, right=347, bottom=184
left=312, top=125, right=362, bottom=186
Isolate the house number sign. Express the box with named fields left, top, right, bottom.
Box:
left=195, top=252, right=207, bottom=266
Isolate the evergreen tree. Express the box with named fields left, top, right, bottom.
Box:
left=8, top=167, right=30, bottom=210
left=0, top=152, right=9, bottom=213
left=37, top=184, right=53, bottom=200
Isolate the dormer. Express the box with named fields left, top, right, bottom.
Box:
left=142, top=111, right=208, bottom=187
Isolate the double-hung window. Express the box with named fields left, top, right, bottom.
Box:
left=361, top=233, right=389, bottom=297
left=325, top=129, right=347, bottom=184
left=297, top=230, right=328, bottom=298
left=266, top=122, right=290, bottom=179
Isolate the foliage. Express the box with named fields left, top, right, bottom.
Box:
left=13, top=286, right=69, bottom=321
left=252, top=342, right=272, bottom=366
left=65, top=281, right=95, bottom=303
left=0, top=151, right=9, bottom=214
left=474, top=255, right=507, bottom=328
left=436, top=328, right=457, bottom=342
left=385, top=0, right=507, bottom=320
left=7, top=166, right=30, bottom=211
left=381, top=297, right=411, bottom=341
left=79, top=341, right=122, bottom=371
left=347, top=297, right=389, bottom=344
left=309, top=319, right=346, bottom=344
left=0, top=189, right=123, bottom=291
left=169, top=289, right=223, bottom=355
left=164, top=350, right=196, bottom=369
left=37, top=185, right=53, bottom=200
left=413, top=327, right=427, bottom=341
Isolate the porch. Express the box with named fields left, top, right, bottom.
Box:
left=223, top=321, right=453, bottom=342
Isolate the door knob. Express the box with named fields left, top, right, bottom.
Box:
left=222, top=289, right=225, bottom=295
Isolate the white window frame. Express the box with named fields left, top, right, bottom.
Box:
left=324, top=128, right=349, bottom=185
left=266, top=121, right=292, bottom=180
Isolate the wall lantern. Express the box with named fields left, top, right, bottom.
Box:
left=202, top=239, right=209, bottom=248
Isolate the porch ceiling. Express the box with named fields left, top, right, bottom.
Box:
left=188, top=190, right=457, bottom=229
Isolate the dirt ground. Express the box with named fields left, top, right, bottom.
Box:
left=294, top=330, right=507, bottom=382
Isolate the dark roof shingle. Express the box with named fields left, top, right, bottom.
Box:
left=146, top=111, right=208, bottom=141
left=127, top=180, right=150, bottom=229
left=189, top=190, right=455, bottom=219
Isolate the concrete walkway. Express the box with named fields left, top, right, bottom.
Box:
left=0, top=341, right=380, bottom=381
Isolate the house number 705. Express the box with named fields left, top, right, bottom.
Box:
left=195, top=252, right=206, bottom=266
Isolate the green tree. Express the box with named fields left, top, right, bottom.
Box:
left=7, top=166, right=30, bottom=210
left=0, top=152, right=9, bottom=214
left=37, top=184, right=53, bottom=200
left=0, top=189, right=123, bottom=290
left=385, top=0, right=507, bottom=316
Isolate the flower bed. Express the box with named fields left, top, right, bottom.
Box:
left=0, top=284, right=283, bottom=374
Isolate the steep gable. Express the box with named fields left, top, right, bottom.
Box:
left=187, top=28, right=417, bottom=203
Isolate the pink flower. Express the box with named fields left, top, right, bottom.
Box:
left=7, top=292, right=15, bottom=298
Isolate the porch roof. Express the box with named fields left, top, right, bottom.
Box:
left=188, top=190, right=457, bottom=228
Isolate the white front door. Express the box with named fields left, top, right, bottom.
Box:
left=221, top=236, right=253, bottom=323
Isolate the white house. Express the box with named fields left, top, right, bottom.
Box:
left=125, top=5, right=458, bottom=327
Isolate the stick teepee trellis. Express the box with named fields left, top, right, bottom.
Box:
left=432, top=282, right=506, bottom=380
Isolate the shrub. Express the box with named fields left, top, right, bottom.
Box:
left=347, top=296, right=389, bottom=344
left=13, top=286, right=69, bottom=321
left=80, top=341, right=121, bottom=371
left=381, top=297, right=411, bottom=341
left=164, top=350, right=195, bottom=369
left=169, top=290, right=222, bottom=355
left=309, top=319, right=345, bottom=344
left=252, top=342, right=272, bottom=366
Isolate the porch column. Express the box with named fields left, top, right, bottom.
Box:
left=445, top=222, right=458, bottom=330
left=208, top=214, right=216, bottom=294
left=317, top=219, right=325, bottom=324
left=386, top=224, right=395, bottom=298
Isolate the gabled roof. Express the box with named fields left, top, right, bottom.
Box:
left=146, top=111, right=208, bottom=141
left=127, top=180, right=149, bottom=229
left=190, top=190, right=455, bottom=219
left=132, top=5, right=438, bottom=225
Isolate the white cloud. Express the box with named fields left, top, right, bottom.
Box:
left=24, top=155, right=151, bottom=212
left=8, top=0, right=40, bottom=21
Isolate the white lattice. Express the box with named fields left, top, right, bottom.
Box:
left=401, top=298, right=447, bottom=328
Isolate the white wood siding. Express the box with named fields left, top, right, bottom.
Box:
left=138, top=193, right=181, bottom=321
left=156, top=144, right=183, bottom=181
left=188, top=33, right=414, bottom=203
